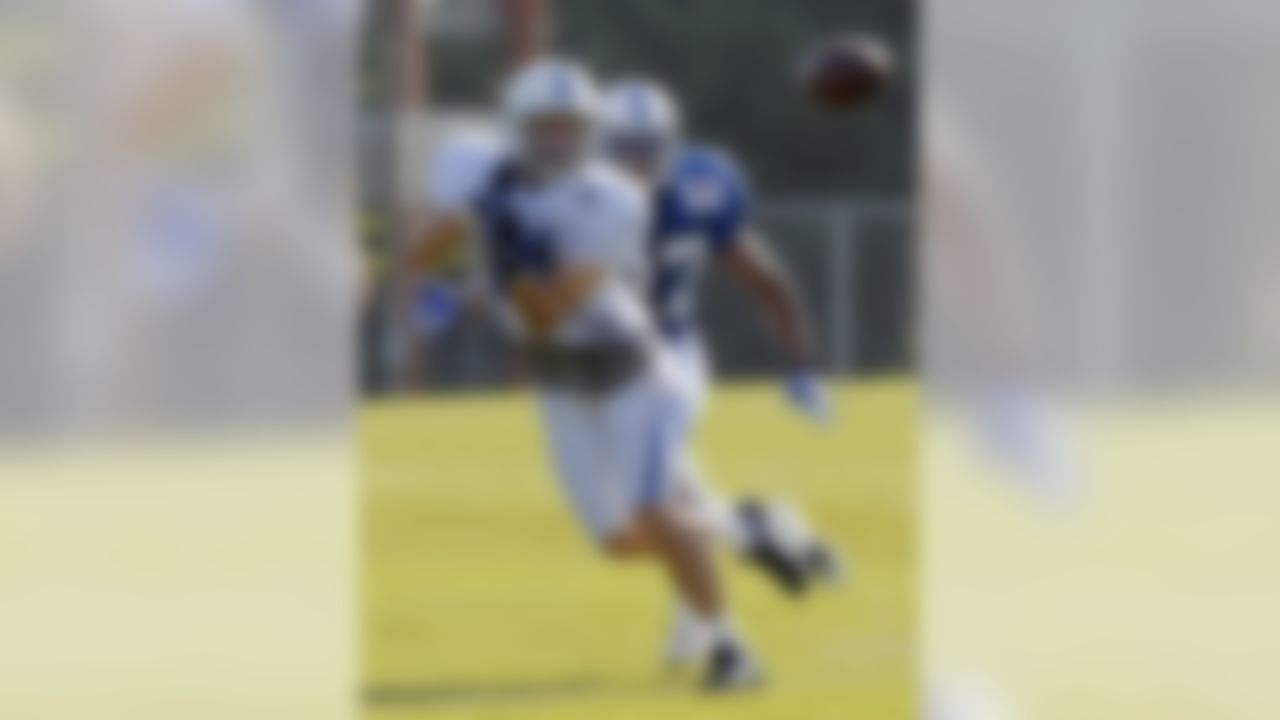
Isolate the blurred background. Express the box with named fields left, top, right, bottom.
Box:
left=5, top=0, right=1280, bottom=718
left=0, top=3, right=357, bottom=720
left=358, top=0, right=915, bottom=393
left=926, top=1, right=1280, bottom=718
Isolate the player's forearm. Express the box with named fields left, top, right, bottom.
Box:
left=406, top=213, right=470, bottom=274
left=511, top=278, right=557, bottom=337
left=724, top=233, right=819, bottom=368
left=752, top=277, right=818, bottom=368
left=511, top=267, right=603, bottom=340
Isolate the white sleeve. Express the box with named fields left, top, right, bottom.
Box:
left=427, top=134, right=501, bottom=213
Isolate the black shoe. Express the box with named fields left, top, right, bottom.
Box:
left=803, top=540, right=847, bottom=586
left=738, top=499, right=810, bottom=596
left=703, top=641, right=765, bottom=692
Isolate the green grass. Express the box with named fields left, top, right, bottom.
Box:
left=363, top=378, right=916, bottom=719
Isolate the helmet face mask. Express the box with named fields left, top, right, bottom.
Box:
left=516, top=112, right=594, bottom=176
left=604, top=130, right=676, bottom=185
left=603, top=78, right=683, bottom=185
left=501, top=59, right=602, bottom=177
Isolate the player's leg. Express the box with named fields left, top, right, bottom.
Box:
left=604, top=371, right=762, bottom=690
left=539, top=372, right=762, bottom=690
left=601, top=374, right=721, bottom=613
left=537, top=389, right=619, bottom=543
left=657, top=335, right=795, bottom=670
left=537, top=384, right=715, bottom=579
left=658, top=448, right=743, bottom=667
left=634, top=502, right=724, bottom=626
left=661, top=334, right=750, bottom=551
left=663, top=335, right=841, bottom=594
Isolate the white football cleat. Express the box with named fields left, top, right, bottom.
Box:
left=738, top=497, right=849, bottom=595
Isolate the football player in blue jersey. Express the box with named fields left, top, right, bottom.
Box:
left=602, top=78, right=845, bottom=664
left=603, top=78, right=833, bottom=422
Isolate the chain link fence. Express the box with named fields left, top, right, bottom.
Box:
left=706, top=199, right=914, bottom=377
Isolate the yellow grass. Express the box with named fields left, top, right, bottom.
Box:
left=363, top=378, right=916, bottom=719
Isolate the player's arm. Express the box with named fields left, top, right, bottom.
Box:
left=511, top=173, right=647, bottom=341
left=510, top=265, right=604, bottom=340
left=406, top=133, right=499, bottom=275
left=719, top=229, right=818, bottom=368
left=703, top=150, right=832, bottom=423
left=720, top=229, right=833, bottom=425
left=404, top=210, right=472, bottom=274
left=699, top=150, right=818, bottom=368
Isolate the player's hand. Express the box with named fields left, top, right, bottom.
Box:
left=785, top=370, right=834, bottom=426
left=417, top=280, right=462, bottom=338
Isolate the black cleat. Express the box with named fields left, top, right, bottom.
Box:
left=738, top=499, right=810, bottom=596
left=803, top=540, right=848, bottom=586
left=703, top=641, right=765, bottom=693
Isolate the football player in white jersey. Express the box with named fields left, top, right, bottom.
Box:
left=600, top=78, right=846, bottom=661
left=409, top=59, right=762, bottom=691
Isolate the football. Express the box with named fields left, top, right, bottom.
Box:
left=799, top=34, right=895, bottom=110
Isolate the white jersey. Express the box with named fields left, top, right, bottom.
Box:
left=429, top=135, right=688, bottom=544
left=428, top=134, right=653, bottom=347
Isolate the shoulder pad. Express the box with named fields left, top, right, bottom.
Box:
left=671, top=146, right=747, bottom=216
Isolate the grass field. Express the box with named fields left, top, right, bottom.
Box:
left=363, top=378, right=916, bottom=719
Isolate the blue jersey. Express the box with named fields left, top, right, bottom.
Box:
left=650, top=146, right=752, bottom=336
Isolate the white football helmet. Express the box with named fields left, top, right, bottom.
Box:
left=602, top=78, right=682, bottom=181
left=500, top=58, right=602, bottom=174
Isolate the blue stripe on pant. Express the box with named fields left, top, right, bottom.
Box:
left=638, top=401, right=688, bottom=507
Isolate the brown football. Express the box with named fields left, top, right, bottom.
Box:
left=800, top=35, right=895, bottom=110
